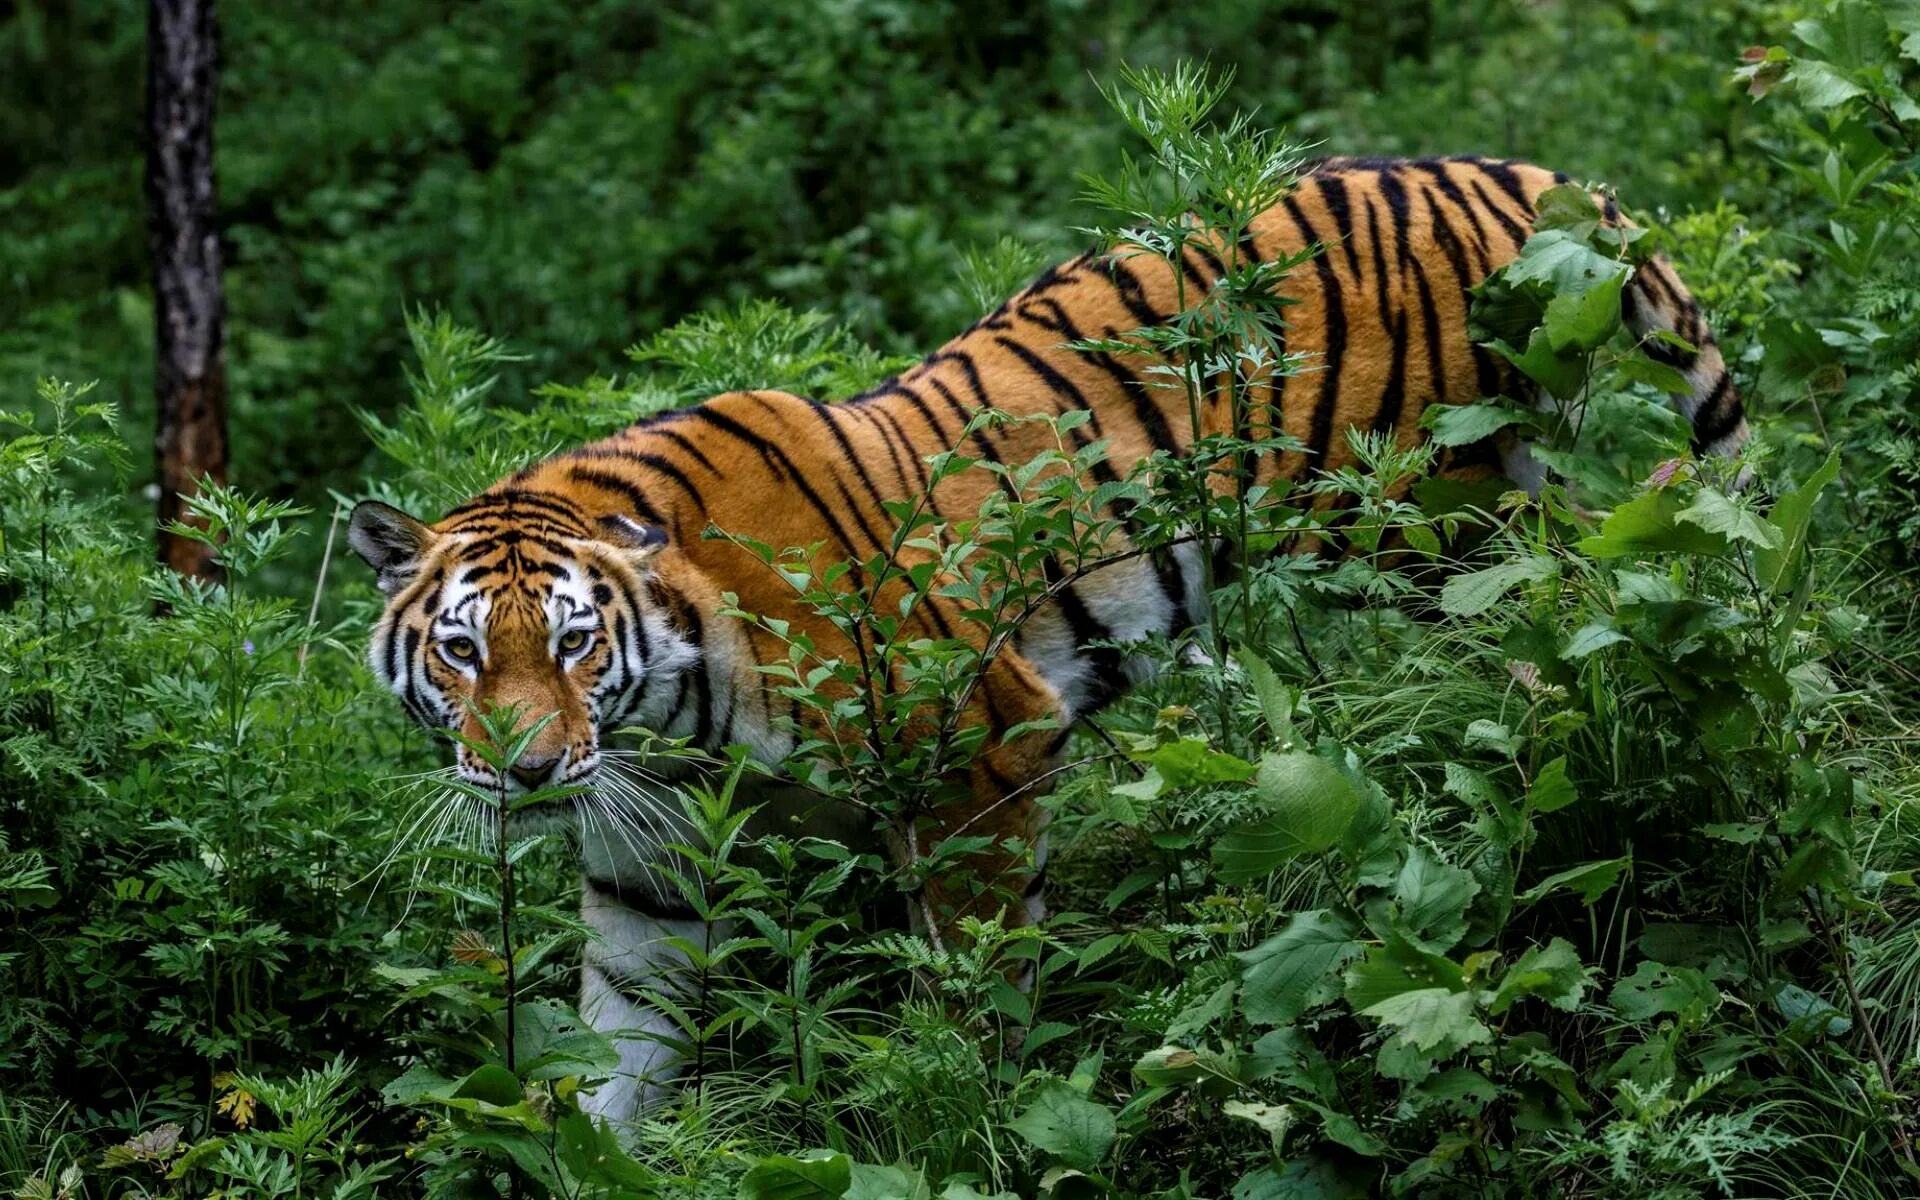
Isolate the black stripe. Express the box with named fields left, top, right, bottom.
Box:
left=567, top=468, right=666, bottom=526
left=1467, top=177, right=1529, bottom=253
left=1281, top=194, right=1347, bottom=470
left=1100, top=256, right=1167, bottom=328
left=868, top=406, right=932, bottom=494
left=1420, top=178, right=1484, bottom=288
left=1376, top=166, right=1415, bottom=272
left=1315, top=175, right=1364, bottom=281
left=1408, top=256, right=1448, bottom=405
left=1017, top=297, right=1179, bottom=454
left=1692, top=374, right=1741, bottom=448
left=651, top=429, right=723, bottom=476
left=1465, top=157, right=1537, bottom=216
left=1413, top=161, right=1494, bottom=267
left=1190, top=241, right=1229, bottom=282
left=687, top=404, right=884, bottom=565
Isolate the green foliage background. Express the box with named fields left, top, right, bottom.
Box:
left=4, top=1, right=1920, bottom=1197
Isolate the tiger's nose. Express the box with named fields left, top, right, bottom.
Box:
left=509, top=754, right=561, bottom=789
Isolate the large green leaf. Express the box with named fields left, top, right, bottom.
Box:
left=1576, top=486, right=1730, bottom=558
left=1676, top=489, right=1781, bottom=550
left=1503, top=229, right=1629, bottom=294
left=1344, top=939, right=1466, bottom=1010
left=1438, top=555, right=1557, bottom=617
left=1517, top=857, right=1630, bottom=906
left=1232, top=1159, right=1370, bottom=1200
left=738, top=1151, right=852, bottom=1200
left=1010, top=1082, right=1116, bottom=1170
left=1754, top=450, right=1840, bottom=593
left=1238, top=909, right=1363, bottom=1025
left=1213, top=753, right=1361, bottom=883
left=1421, top=402, right=1534, bottom=448
left=1488, top=939, right=1590, bottom=1014
left=846, top=1163, right=930, bottom=1200
left=1390, top=846, right=1480, bottom=954
left=1544, top=269, right=1625, bottom=352
left=1609, top=961, right=1721, bottom=1026
left=1359, top=988, right=1492, bottom=1055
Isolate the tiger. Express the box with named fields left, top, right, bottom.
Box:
left=348, top=155, right=1747, bottom=1123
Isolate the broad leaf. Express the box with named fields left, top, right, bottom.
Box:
left=1753, top=450, right=1840, bottom=593
left=1577, top=487, right=1729, bottom=558
left=1489, top=939, right=1590, bottom=1013
left=1391, top=846, right=1480, bottom=953
left=1359, top=988, right=1491, bottom=1054
left=1011, top=1082, right=1116, bottom=1170
left=1238, top=910, right=1363, bottom=1025
left=1422, top=403, right=1533, bottom=448
left=1517, top=857, right=1629, bottom=906
left=1438, top=556, right=1557, bottom=617
left=1676, top=489, right=1781, bottom=549
left=1213, top=753, right=1361, bottom=883
left=738, top=1152, right=852, bottom=1200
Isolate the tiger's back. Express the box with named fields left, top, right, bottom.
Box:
left=497, top=155, right=1744, bottom=741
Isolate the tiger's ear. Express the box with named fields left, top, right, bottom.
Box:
left=598, top=514, right=669, bottom=566
left=349, top=500, right=436, bottom=594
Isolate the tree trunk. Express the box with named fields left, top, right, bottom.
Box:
left=146, top=0, right=227, bottom=583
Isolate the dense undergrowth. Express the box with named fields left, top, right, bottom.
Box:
left=5, top=2, right=1920, bottom=1197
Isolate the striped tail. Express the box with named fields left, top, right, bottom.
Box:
left=1621, top=256, right=1749, bottom=458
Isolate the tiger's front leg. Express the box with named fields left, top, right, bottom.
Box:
left=576, top=870, right=717, bottom=1125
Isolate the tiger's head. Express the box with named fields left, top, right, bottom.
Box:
left=348, top=497, right=695, bottom=808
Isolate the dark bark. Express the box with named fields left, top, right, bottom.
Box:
left=146, top=0, right=227, bottom=583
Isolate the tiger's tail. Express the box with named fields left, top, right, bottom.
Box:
left=1621, top=255, right=1749, bottom=459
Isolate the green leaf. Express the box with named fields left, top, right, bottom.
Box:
left=1754, top=451, right=1840, bottom=593
left=1359, top=988, right=1492, bottom=1055
left=1391, top=846, right=1480, bottom=953
left=738, top=1151, right=853, bottom=1200
left=1489, top=939, right=1590, bottom=1014
left=1238, top=910, right=1364, bottom=1025
left=1297, top=1101, right=1387, bottom=1158
left=1770, top=982, right=1851, bottom=1037
left=1577, top=487, right=1729, bottom=558
left=1011, top=1082, right=1117, bottom=1170
left=1213, top=753, right=1361, bottom=883
left=1345, top=939, right=1466, bottom=1009
left=1544, top=269, right=1625, bottom=352
left=848, top=1163, right=930, bottom=1200
left=1616, top=355, right=1693, bottom=395
left=1490, top=328, right=1588, bottom=400
left=1525, top=757, right=1577, bottom=813
left=1421, top=403, right=1533, bottom=448
left=1561, top=620, right=1627, bottom=659
left=1788, top=58, right=1867, bottom=108
left=1504, top=229, right=1629, bottom=294
left=1703, top=822, right=1765, bottom=844
left=1438, top=555, right=1557, bottom=617
left=1238, top=649, right=1297, bottom=746
left=1224, top=1099, right=1295, bottom=1147
left=1609, top=961, right=1720, bottom=1026
left=1518, top=857, right=1629, bottom=906
left=1676, top=489, right=1781, bottom=550
left=1232, top=1157, right=1370, bottom=1199
left=1530, top=184, right=1604, bottom=234
left=1135, top=738, right=1258, bottom=788
left=1781, top=761, right=1853, bottom=844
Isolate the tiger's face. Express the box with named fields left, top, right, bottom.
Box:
left=348, top=499, right=693, bottom=806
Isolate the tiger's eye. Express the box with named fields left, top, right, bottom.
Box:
left=445, top=636, right=478, bottom=662
left=558, top=629, right=589, bottom=654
